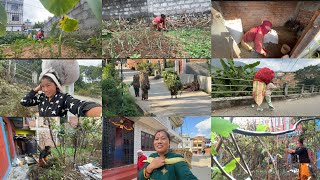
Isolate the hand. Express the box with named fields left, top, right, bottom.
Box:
left=34, top=85, right=41, bottom=92
left=148, top=157, right=165, bottom=170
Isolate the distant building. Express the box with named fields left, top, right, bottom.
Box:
left=24, top=19, right=32, bottom=30
left=179, top=134, right=192, bottom=151
left=1, top=0, right=24, bottom=32
left=192, top=136, right=207, bottom=154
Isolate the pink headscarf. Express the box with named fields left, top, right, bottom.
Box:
left=260, top=20, right=272, bottom=35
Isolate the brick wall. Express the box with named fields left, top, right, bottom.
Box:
left=296, top=2, right=320, bottom=27
left=219, top=1, right=298, bottom=32
left=103, top=0, right=211, bottom=20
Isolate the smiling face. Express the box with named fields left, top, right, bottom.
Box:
left=40, top=77, right=57, bottom=99
left=154, top=131, right=170, bottom=155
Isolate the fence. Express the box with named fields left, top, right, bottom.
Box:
left=1, top=60, right=38, bottom=86
left=212, top=76, right=320, bottom=98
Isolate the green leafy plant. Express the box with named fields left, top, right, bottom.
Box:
left=212, top=58, right=260, bottom=98
left=39, top=0, right=101, bottom=57
left=0, top=3, right=7, bottom=37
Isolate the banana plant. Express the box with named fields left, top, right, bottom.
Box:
left=39, top=0, right=101, bottom=57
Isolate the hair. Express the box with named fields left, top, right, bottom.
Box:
left=45, top=146, right=51, bottom=150
left=298, top=138, right=304, bottom=145
left=154, top=129, right=171, bottom=142
left=161, top=14, right=166, bottom=19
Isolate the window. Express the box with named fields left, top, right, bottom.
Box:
left=11, top=4, right=18, bottom=11
left=12, top=14, right=19, bottom=21
left=141, top=131, right=155, bottom=151
left=198, top=144, right=202, bottom=147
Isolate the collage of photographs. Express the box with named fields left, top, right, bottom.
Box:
left=0, top=0, right=319, bottom=180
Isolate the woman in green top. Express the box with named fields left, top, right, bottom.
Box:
left=138, top=129, right=198, bottom=180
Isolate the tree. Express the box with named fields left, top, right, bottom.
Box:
left=33, top=21, right=44, bottom=29
left=295, top=65, right=320, bottom=85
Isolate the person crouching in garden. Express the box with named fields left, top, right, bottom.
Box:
left=39, top=146, right=54, bottom=168
left=152, top=14, right=167, bottom=31
left=241, top=20, right=272, bottom=57
left=133, top=74, right=140, bottom=97
left=21, top=67, right=102, bottom=117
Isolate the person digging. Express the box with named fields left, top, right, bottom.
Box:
left=152, top=14, right=167, bottom=31
left=39, top=146, right=54, bottom=168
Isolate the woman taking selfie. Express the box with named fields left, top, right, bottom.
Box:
left=138, top=129, right=198, bottom=179
left=21, top=68, right=102, bottom=117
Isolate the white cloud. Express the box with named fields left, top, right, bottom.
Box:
left=195, top=118, right=211, bottom=138
left=23, top=0, right=53, bottom=23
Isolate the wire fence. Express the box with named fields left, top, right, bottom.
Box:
left=212, top=76, right=320, bottom=98
left=1, top=60, right=38, bottom=87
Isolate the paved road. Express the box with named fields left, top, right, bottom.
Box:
left=212, top=96, right=320, bottom=116
left=122, top=68, right=211, bottom=117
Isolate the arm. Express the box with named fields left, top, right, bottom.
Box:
left=20, top=85, right=42, bottom=107
left=175, top=161, right=198, bottom=180
left=138, top=163, right=150, bottom=180
left=63, top=94, right=102, bottom=117
left=254, top=31, right=267, bottom=56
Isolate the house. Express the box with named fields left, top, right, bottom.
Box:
left=0, top=117, right=58, bottom=179
left=102, top=116, right=183, bottom=180
left=191, top=136, right=211, bottom=155
left=1, top=0, right=24, bottom=32
left=179, top=134, right=192, bottom=151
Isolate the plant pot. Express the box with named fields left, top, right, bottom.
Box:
left=281, top=44, right=291, bottom=55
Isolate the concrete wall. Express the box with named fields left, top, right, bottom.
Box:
left=198, top=75, right=211, bottom=93
left=43, top=0, right=100, bottom=36
left=186, top=62, right=208, bottom=76
left=179, top=74, right=194, bottom=85
left=133, top=121, right=157, bottom=164
left=103, top=0, right=211, bottom=19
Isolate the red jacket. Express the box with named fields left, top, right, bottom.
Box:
left=137, top=155, right=147, bottom=170
left=243, top=21, right=272, bottom=54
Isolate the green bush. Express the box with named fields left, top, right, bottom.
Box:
left=0, top=32, right=27, bottom=44
left=102, top=64, right=143, bottom=117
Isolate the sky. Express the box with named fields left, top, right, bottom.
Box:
left=182, top=116, right=210, bottom=138
left=23, top=0, right=53, bottom=23
left=77, top=60, right=102, bottom=67
left=212, top=59, right=320, bottom=72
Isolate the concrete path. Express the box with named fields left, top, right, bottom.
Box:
left=122, top=68, right=211, bottom=117
left=212, top=95, right=320, bottom=116
left=74, top=94, right=102, bottom=105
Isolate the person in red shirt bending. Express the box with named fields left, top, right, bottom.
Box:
left=36, top=30, right=44, bottom=41
left=241, top=20, right=272, bottom=57
left=137, top=150, right=147, bottom=171
left=152, top=14, right=167, bottom=31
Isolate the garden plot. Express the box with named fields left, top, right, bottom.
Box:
left=103, top=18, right=211, bottom=58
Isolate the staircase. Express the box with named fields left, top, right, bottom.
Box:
left=103, top=164, right=138, bottom=180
